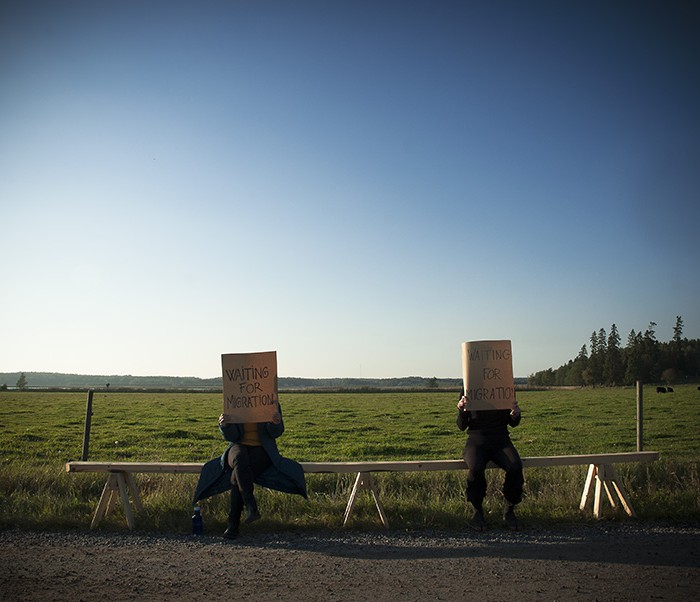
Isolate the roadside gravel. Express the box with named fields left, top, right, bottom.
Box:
left=2, top=523, right=699, bottom=601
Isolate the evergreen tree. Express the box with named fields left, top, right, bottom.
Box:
left=641, top=322, right=660, bottom=382
left=604, top=324, right=623, bottom=385
left=624, top=329, right=643, bottom=385
left=671, top=315, right=685, bottom=374
left=598, top=328, right=607, bottom=354
left=527, top=316, right=699, bottom=386
left=673, top=315, right=684, bottom=343
left=568, top=345, right=588, bottom=386
left=588, top=330, right=604, bottom=385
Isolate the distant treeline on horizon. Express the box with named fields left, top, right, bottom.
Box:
left=528, top=317, right=699, bottom=387
left=0, top=371, right=511, bottom=391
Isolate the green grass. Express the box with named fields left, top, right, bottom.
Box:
left=0, top=385, right=698, bottom=532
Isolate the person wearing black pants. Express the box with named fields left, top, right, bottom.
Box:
left=457, top=393, right=524, bottom=530
left=226, top=440, right=272, bottom=533
left=193, top=403, right=307, bottom=539
left=219, top=412, right=281, bottom=539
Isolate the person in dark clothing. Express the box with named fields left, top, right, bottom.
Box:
left=193, top=402, right=307, bottom=539
left=457, top=393, right=524, bottom=531
left=222, top=414, right=273, bottom=529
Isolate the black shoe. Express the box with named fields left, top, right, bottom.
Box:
left=470, top=510, right=486, bottom=531
left=503, top=508, right=522, bottom=531
left=223, top=525, right=239, bottom=539
left=244, top=496, right=261, bottom=523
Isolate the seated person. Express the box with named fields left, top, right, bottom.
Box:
left=193, top=401, right=306, bottom=538
left=457, top=392, right=524, bottom=530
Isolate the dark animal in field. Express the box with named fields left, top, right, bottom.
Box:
left=656, top=386, right=667, bottom=393
left=667, top=387, right=674, bottom=393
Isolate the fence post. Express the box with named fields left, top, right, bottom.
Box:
left=81, top=389, right=94, bottom=461
left=636, top=380, right=643, bottom=452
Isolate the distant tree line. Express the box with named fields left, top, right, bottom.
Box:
left=528, top=316, right=700, bottom=387
left=0, top=372, right=222, bottom=390
left=280, top=376, right=463, bottom=391
left=0, top=372, right=465, bottom=391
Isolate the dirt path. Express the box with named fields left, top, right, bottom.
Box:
left=2, top=524, right=699, bottom=601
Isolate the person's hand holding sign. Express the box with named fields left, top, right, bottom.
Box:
left=457, top=395, right=470, bottom=411
left=271, top=403, right=282, bottom=425
left=510, top=399, right=521, bottom=419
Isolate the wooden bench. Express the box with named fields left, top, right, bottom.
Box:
left=66, top=451, right=659, bottom=530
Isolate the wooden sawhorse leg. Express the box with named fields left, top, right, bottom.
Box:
left=343, top=472, right=389, bottom=528
left=579, top=463, right=636, bottom=519
left=90, top=471, right=143, bottom=530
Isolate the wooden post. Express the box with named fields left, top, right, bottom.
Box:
left=81, top=389, right=94, bottom=461
left=636, top=380, right=643, bottom=452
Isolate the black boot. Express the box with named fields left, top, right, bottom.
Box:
left=244, top=496, right=261, bottom=523
left=469, top=504, right=486, bottom=531
left=225, top=489, right=243, bottom=539
left=503, top=502, right=522, bottom=531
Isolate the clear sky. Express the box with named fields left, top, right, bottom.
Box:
left=1, top=1, right=699, bottom=380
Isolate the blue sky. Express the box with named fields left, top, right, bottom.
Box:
left=1, top=1, right=699, bottom=379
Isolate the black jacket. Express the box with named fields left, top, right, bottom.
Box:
left=457, top=408, right=520, bottom=445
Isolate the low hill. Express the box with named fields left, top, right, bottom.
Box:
left=0, top=371, right=481, bottom=391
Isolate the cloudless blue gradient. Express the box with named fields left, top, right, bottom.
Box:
left=1, top=1, right=698, bottom=379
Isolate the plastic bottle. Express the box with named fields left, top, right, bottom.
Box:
left=192, top=506, right=203, bottom=535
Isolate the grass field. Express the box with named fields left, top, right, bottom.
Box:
left=1, top=385, right=698, bottom=532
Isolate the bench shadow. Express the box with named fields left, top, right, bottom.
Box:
left=225, top=527, right=700, bottom=568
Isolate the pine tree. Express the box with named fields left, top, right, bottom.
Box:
left=588, top=330, right=604, bottom=385
left=569, top=345, right=588, bottom=386
left=673, top=315, right=684, bottom=343
left=604, top=324, right=623, bottom=385
left=671, top=315, right=685, bottom=374
left=641, top=322, right=660, bottom=382
left=527, top=316, right=700, bottom=386
left=624, top=330, right=643, bottom=385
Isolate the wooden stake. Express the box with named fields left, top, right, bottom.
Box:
left=636, top=380, right=644, bottom=452
left=81, top=389, right=94, bottom=461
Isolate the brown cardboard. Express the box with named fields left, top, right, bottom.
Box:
left=461, top=340, right=515, bottom=411
left=221, top=351, right=279, bottom=423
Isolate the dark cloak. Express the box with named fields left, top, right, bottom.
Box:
left=193, top=413, right=307, bottom=504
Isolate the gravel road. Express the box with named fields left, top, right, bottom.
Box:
left=2, top=523, right=699, bottom=601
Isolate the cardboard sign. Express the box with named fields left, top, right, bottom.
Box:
left=221, top=351, right=278, bottom=423
left=461, top=340, right=515, bottom=411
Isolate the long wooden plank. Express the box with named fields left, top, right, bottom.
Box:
left=519, top=452, right=659, bottom=467
left=66, top=452, right=659, bottom=475
left=303, top=452, right=659, bottom=472
left=303, top=460, right=465, bottom=473
left=67, top=462, right=204, bottom=473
